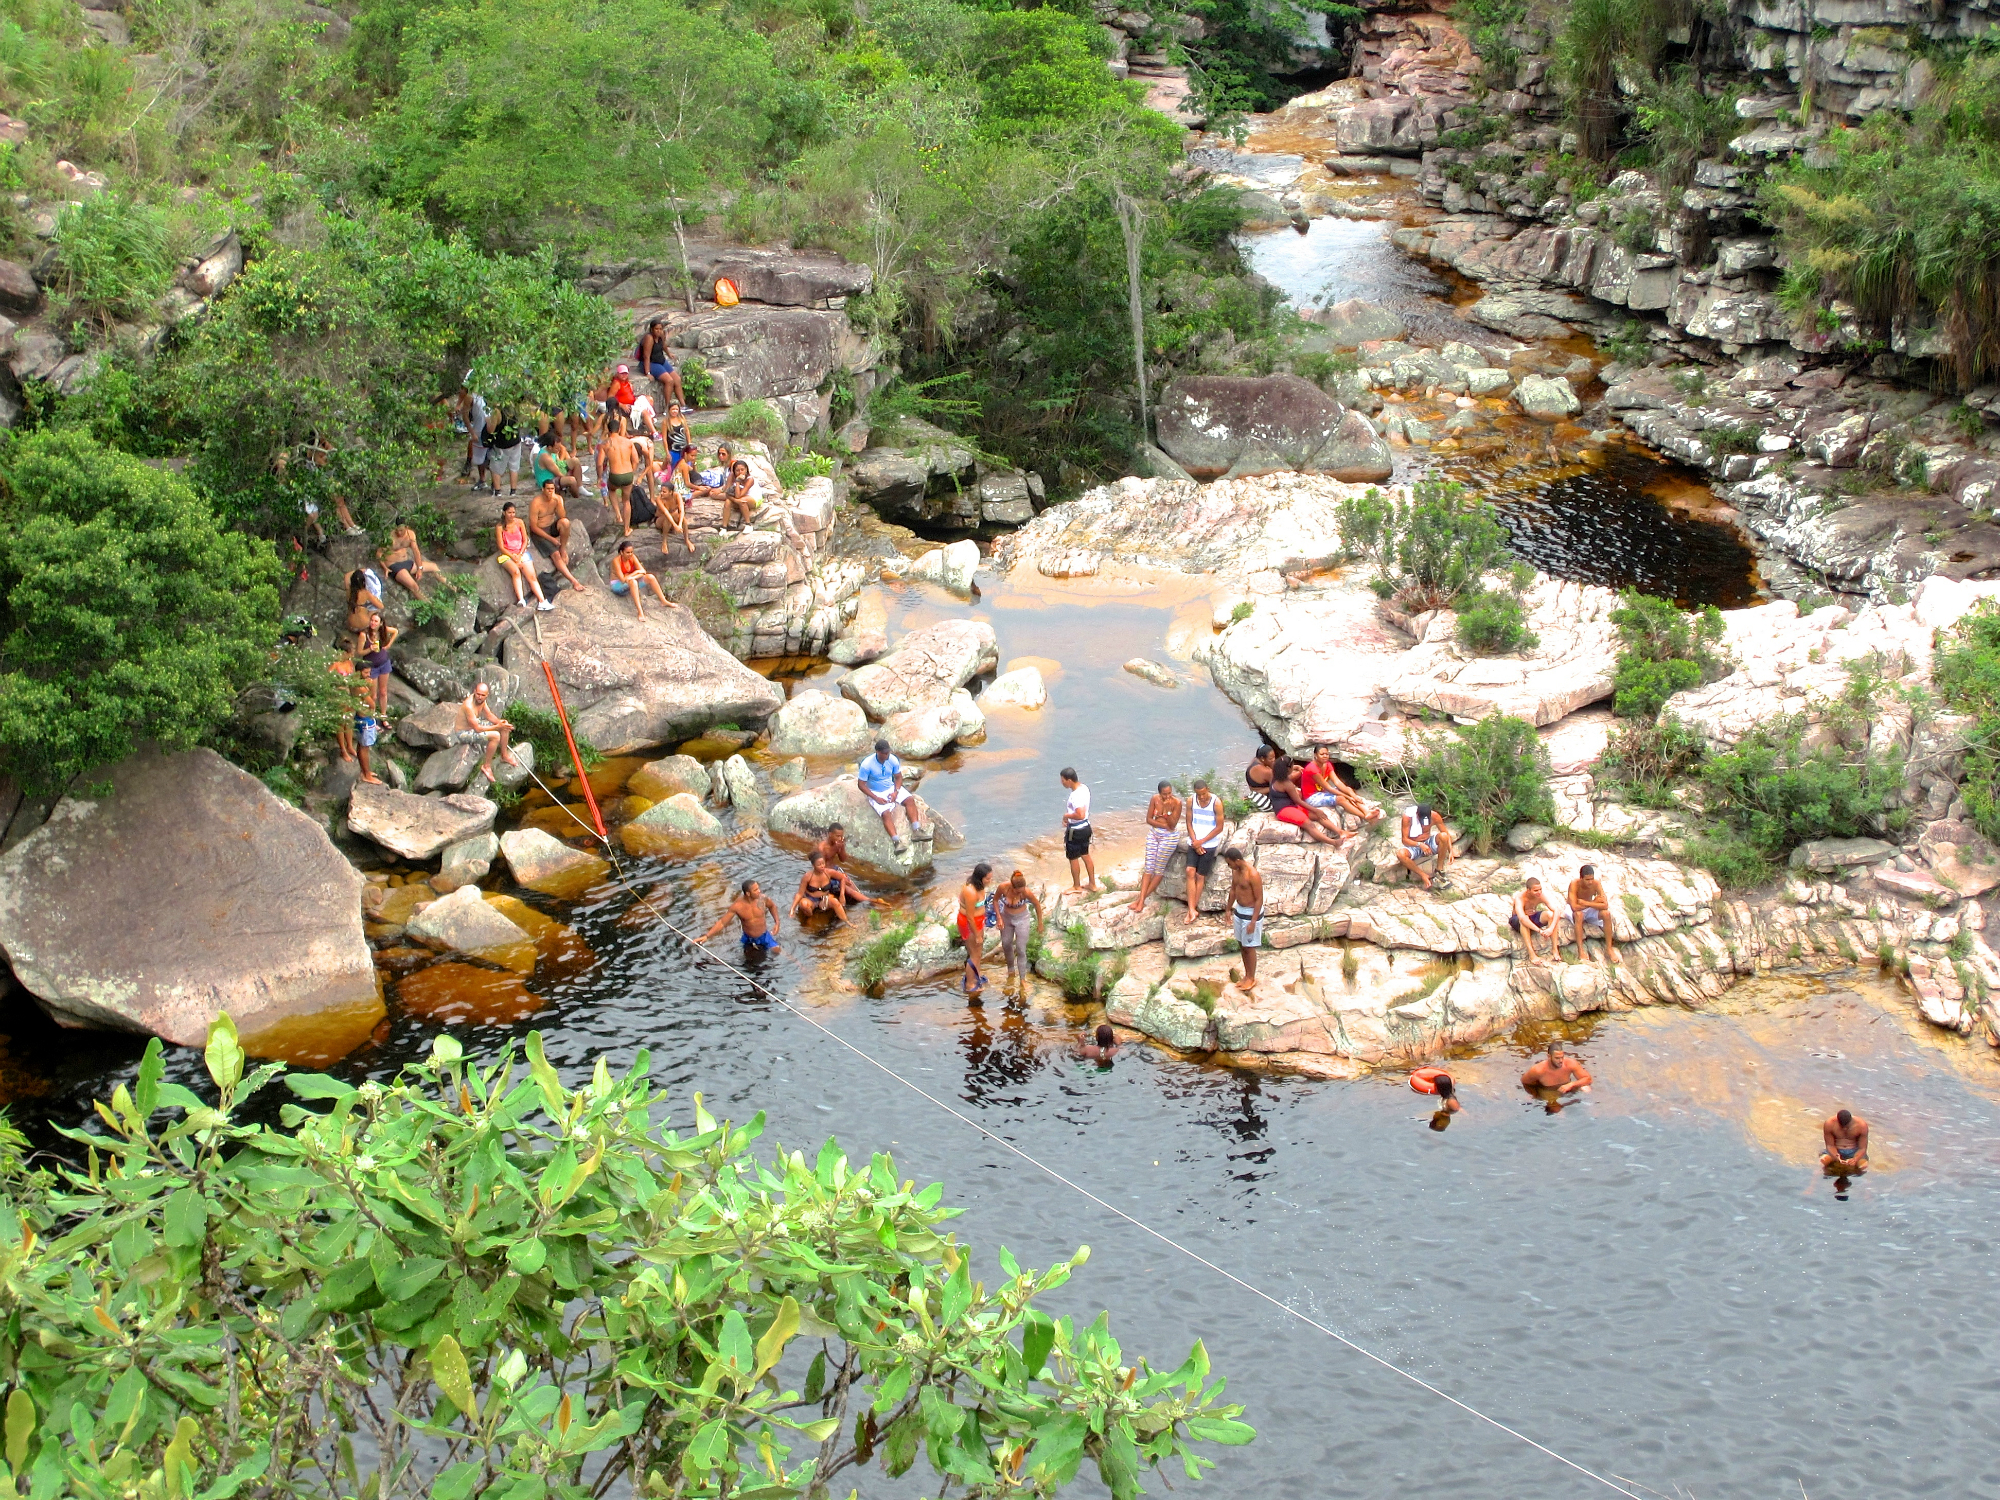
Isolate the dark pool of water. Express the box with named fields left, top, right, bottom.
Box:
left=9, top=572, right=2000, bottom=1497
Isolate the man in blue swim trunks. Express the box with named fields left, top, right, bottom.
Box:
left=1820, top=1108, right=1869, bottom=1173
left=698, top=878, right=782, bottom=954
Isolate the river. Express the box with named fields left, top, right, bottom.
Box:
left=5, top=171, right=2000, bottom=1500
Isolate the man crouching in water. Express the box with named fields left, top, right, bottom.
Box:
left=1521, top=1041, right=1592, bottom=1099
left=1821, top=1107, right=1869, bottom=1173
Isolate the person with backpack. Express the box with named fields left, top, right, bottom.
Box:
left=485, top=407, right=524, bottom=497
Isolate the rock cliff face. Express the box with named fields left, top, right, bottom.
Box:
left=1272, top=0, right=2000, bottom=599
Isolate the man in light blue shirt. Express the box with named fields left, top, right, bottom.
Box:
left=857, top=737, right=927, bottom=851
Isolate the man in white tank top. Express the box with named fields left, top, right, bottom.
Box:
left=1183, top=778, right=1223, bottom=924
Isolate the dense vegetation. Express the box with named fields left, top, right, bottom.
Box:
left=0, top=0, right=1344, bottom=787
left=1384, top=713, right=1557, bottom=856
left=0, top=1024, right=1252, bottom=1499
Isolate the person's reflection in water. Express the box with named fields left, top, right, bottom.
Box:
left=1429, top=1072, right=1462, bottom=1131
left=955, top=996, right=1045, bottom=1106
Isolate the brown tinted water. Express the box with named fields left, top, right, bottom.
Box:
left=7, top=564, right=2000, bottom=1496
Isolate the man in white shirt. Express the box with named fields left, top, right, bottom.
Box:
left=1060, top=765, right=1094, bottom=894
left=856, top=738, right=927, bottom=852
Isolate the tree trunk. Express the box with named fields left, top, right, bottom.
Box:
left=668, top=192, right=697, bottom=314
left=1113, top=190, right=1149, bottom=443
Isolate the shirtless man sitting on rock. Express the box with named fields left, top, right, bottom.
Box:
left=1509, top=877, right=1563, bottom=967
left=453, top=682, right=518, bottom=786
left=1567, top=863, right=1619, bottom=965
left=1521, top=1041, right=1592, bottom=1097
left=813, top=824, right=872, bottom=908
left=1821, top=1107, right=1869, bottom=1173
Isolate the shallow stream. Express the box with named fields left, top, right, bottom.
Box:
left=6, top=146, right=2000, bottom=1500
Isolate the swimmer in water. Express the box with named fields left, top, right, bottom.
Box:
left=1520, top=1041, right=1592, bottom=1097
left=1429, top=1071, right=1462, bottom=1131
left=1078, top=1023, right=1117, bottom=1064
left=1820, top=1107, right=1869, bottom=1174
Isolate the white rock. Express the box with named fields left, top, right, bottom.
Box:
left=768, top=689, right=872, bottom=757
left=407, top=887, right=532, bottom=957
left=979, top=666, right=1048, bottom=710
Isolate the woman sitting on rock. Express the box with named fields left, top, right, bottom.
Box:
left=609, top=538, right=671, bottom=621
left=344, top=568, right=382, bottom=648
left=1268, top=756, right=1346, bottom=847
left=494, top=501, right=554, bottom=612
left=721, top=458, right=762, bottom=531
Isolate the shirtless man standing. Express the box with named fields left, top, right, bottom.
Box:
left=1510, top=877, right=1563, bottom=966
left=1183, top=778, right=1225, bottom=925
left=1521, top=1041, right=1593, bottom=1096
left=600, top=416, right=639, bottom=536
left=1222, top=847, right=1264, bottom=994
left=1566, top=863, right=1619, bottom=965
left=698, top=879, right=782, bottom=954
left=1130, top=779, right=1184, bottom=914
left=452, top=682, right=518, bottom=784
left=1821, top=1108, right=1870, bottom=1173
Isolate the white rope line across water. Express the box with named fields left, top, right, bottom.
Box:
left=502, top=760, right=1644, bottom=1499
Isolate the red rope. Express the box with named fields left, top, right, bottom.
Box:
left=539, top=658, right=607, bottom=839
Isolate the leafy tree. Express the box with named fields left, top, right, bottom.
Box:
left=975, top=9, right=1134, bottom=132
left=0, top=1023, right=1255, bottom=1499
left=0, top=428, right=280, bottom=791
left=1608, top=590, right=1727, bottom=719
left=167, top=207, right=619, bottom=533
left=378, top=0, right=777, bottom=252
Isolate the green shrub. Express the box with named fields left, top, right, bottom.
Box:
left=1037, top=920, right=1126, bottom=999
left=0, top=429, right=281, bottom=792
left=1597, top=713, right=1706, bottom=806
left=1455, top=586, right=1539, bottom=655
left=1608, top=590, right=1728, bottom=718
left=851, top=916, right=919, bottom=986
left=1698, top=714, right=1900, bottom=859
left=774, top=451, right=835, bottom=490
left=0, top=1024, right=1249, bottom=1500
left=1400, top=713, right=1556, bottom=855
left=663, top=568, right=740, bottom=642
left=869, top=371, right=983, bottom=426
left=506, top=700, right=603, bottom=772
left=679, top=354, right=716, bottom=407
left=47, top=194, right=174, bottom=332
left=1602, top=319, right=1651, bottom=366
left=1931, top=600, right=2000, bottom=841
left=1230, top=600, right=1255, bottom=622
left=1681, top=828, right=1773, bottom=888
left=404, top=572, right=474, bottom=629
left=695, top=399, right=787, bottom=451
left=1706, top=422, right=1761, bottom=455
left=1293, top=349, right=1360, bottom=385
left=1336, top=479, right=1513, bottom=612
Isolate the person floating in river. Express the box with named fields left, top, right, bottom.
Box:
left=1820, top=1107, right=1870, bottom=1173
left=699, top=879, right=781, bottom=953
left=958, top=862, right=993, bottom=999
left=1567, top=864, right=1619, bottom=965
left=1509, top=877, right=1563, bottom=967
left=1078, top=1023, right=1118, bottom=1065
left=1429, top=1072, right=1462, bottom=1130
left=792, top=852, right=849, bottom=924
left=1521, top=1041, right=1592, bottom=1097
left=1222, top=847, right=1263, bottom=994
left=1131, top=779, right=1183, bottom=913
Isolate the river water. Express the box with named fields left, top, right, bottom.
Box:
left=6, top=190, right=2000, bottom=1499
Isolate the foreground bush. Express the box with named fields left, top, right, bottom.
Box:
left=0, top=1023, right=1250, bottom=1500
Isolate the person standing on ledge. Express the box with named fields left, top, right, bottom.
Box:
left=1060, top=766, right=1095, bottom=894
left=1130, top=778, right=1183, bottom=914
left=1222, top=847, right=1263, bottom=994
left=958, top=862, right=993, bottom=1000
left=1183, top=777, right=1224, bottom=925
left=699, top=879, right=781, bottom=954
left=1821, top=1108, right=1869, bottom=1173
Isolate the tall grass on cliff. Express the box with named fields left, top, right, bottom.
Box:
left=1762, top=52, right=2000, bottom=387
left=1555, top=0, right=1689, bottom=159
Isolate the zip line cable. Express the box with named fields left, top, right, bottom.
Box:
left=502, top=752, right=1647, bottom=1500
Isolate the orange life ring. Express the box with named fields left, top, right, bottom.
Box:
left=713, top=276, right=740, bottom=307
left=1409, top=1067, right=1449, bottom=1094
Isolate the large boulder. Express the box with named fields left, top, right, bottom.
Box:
left=1514, top=374, right=1582, bottom=418
left=843, top=619, right=999, bottom=719
left=768, top=689, right=873, bottom=757
left=1311, top=298, right=1406, bottom=346
left=620, top=793, right=727, bottom=855
left=883, top=690, right=985, bottom=758
left=768, top=779, right=934, bottom=877
left=979, top=666, right=1048, bottom=710
left=629, top=754, right=713, bottom=800
left=597, top=242, right=872, bottom=308
left=501, top=590, right=782, bottom=757
left=911, top=539, right=981, bottom=593
left=1156, top=375, right=1391, bottom=481
left=498, top=828, right=610, bottom=897
left=406, top=886, right=536, bottom=968
left=656, top=306, right=846, bottom=407
left=349, top=783, right=498, bottom=861
left=0, top=747, right=378, bottom=1046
